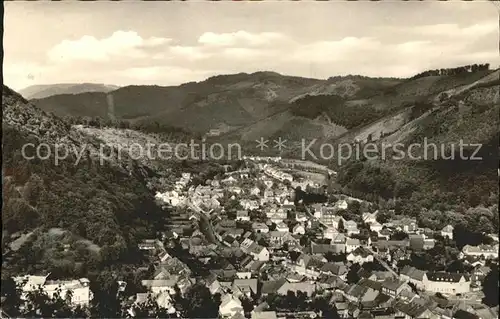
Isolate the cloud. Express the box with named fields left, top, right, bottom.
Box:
left=169, top=46, right=208, bottom=60
left=387, top=21, right=497, bottom=38
left=47, top=31, right=172, bottom=63
left=198, top=31, right=288, bottom=47
left=120, top=66, right=216, bottom=85
left=7, top=23, right=498, bottom=91
left=288, top=37, right=382, bottom=62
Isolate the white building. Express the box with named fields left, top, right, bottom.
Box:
left=461, top=244, right=499, bottom=259
left=346, top=247, right=374, bottom=265
left=362, top=211, right=378, bottom=224
left=219, top=294, right=244, bottom=318
left=236, top=210, right=250, bottom=222
left=441, top=225, right=454, bottom=239
left=293, top=224, right=306, bottom=235
left=275, top=222, right=289, bottom=233
left=344, top=221, right=360, bottom=236
left=15, top=275, right=92, bottom=306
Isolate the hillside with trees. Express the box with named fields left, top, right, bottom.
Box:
left=2, top=85, right=176, bottom=278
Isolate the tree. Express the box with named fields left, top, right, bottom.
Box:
left=390, top=231, right=409, bottom=241
left=482, top=264, right=499, bottom=307
left=311, top=296, right=341, bottom=319
left=0, top=278, right=21, bottom=317
left=338, top=219, right=345, bottom=233
left=181, top=283, right=220, bottom=319
left=240, top=296, right=254, bottom=314
left=285, top=291, right=298, bottom=311
left=346, top=263, right=361, bottom=284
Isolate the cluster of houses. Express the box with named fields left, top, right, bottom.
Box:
left=10, top=159, right=498, bottom=319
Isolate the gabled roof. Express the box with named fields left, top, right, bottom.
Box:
left=311, top=242, right=344, bottom=254
left=394, top=300, right=430, bottom=317
left=442, top=225, right=454, bottom=232
left=400, top=266, right=425, bottom=281
left=358, top=278, right=382, bottom=291
left=426, top=272, right=469, bottom=282
left=381, top=278, right=406, bottom=291
left=350, top=247, right=371, bottom=258
left=277, top=282, right=317, bottom=296
left=261, top=279, right=286, bottom=295
left=233, top=278, right=258, bottom=294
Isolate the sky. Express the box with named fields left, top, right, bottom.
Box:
left=4, top=1, right=499, bottom=90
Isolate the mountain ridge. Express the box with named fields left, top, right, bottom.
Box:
left=19, top=83, right=121, bottom=100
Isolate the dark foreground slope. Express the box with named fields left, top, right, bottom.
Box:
left=2, top=85, right=168, bottom=277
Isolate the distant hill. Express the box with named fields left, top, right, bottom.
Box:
left=30, top=72, right=402, bottom=140
left=19, top=83, right=120, bottom=99
left=28, top=67, right=498, bottom=159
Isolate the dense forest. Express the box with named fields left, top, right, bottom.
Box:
left=410, top=64, right=490, bottom=79
left=336, top=154, right=499, bottom=235
left=1, top=123, right=172, bottom=275
left=290, top=94, right=386, bottom=129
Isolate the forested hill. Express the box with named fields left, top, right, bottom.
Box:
left=2, top=85, right=169, bottom=278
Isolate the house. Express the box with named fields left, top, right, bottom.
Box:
left=292, top=254, right=327, bottom=279
left=268, top=231, right=289, bottom=247
left=236, top=271, right=252, bottom=280
left=367, top=220, right=383, bottom=233
left=275, top=222, right=289, bottom=232
left=323, top=227, right=340, bottom=240
left=222, top=176, right=238, bottom=185
left=400, top=266, right=426, bottom=290
left=129, top=292, right=176, bottom=316
left=206, top=275, right=223, bottom=294
left=250, top=187, right=261, bottom=196
left=311, top=242, right=345, bottom=255
left=332, top=233, right=347, bottom=244
left=250, top=245, right=270, bottom=262
left=266, top=208, right=287, bottom=224
left=345, top=238, right=361, bottom=253
left=391, top=218, right=418, bottom=233
left=232, top=278, right=258, bottom=298
left=393, top=300, right=435, bottom=319
left=320, top=263, right=348, bottom=277
left=343, top=280, right=380, bottom=304
left=236, top=210, right=250, bottom=222
left=317, top=207, right=345, bottom=229
left=240, top=200, right=259, bottom=211
left=219, top=294, right=244, bottom=318
left=362, top=211, right=378, bottom=224
left=335, top=200, right=348, bottom=210
left=380, top=278, right=412, bottom=298
left=344, top=220, right=360, bottom=236
left=276, top=282, right=318, bottom=297
left=292, top=224, right=306, bottom=235
left=347, top=247, right=374, bottom=265
left=252, top=222, right=269, bottom=234
left=240, top=238, right=269, bottom=261
left=423, top=272, right=470, bottom=295
left=141, top=277, right=181, bottom=295
left=138, top=239, right=158, bottom=251
left=316, top=274, right=346, bottom=290
left=461, top=244, right=499, bottom=259
left=260, top=279, right=287, bottom=297
left=441, top=225, right=454, bottom=239
left=15, top=275, right=93, bottom=306
left=364, top=271, right=394, bottom=282
left=251, top=311, right=278, bottom=319
left=295, top=212, right=308, bottom=223
left=471, top=265, right=491, bottom=285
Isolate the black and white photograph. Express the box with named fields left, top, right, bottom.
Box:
left=1, top=1, right=499, bottom=318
